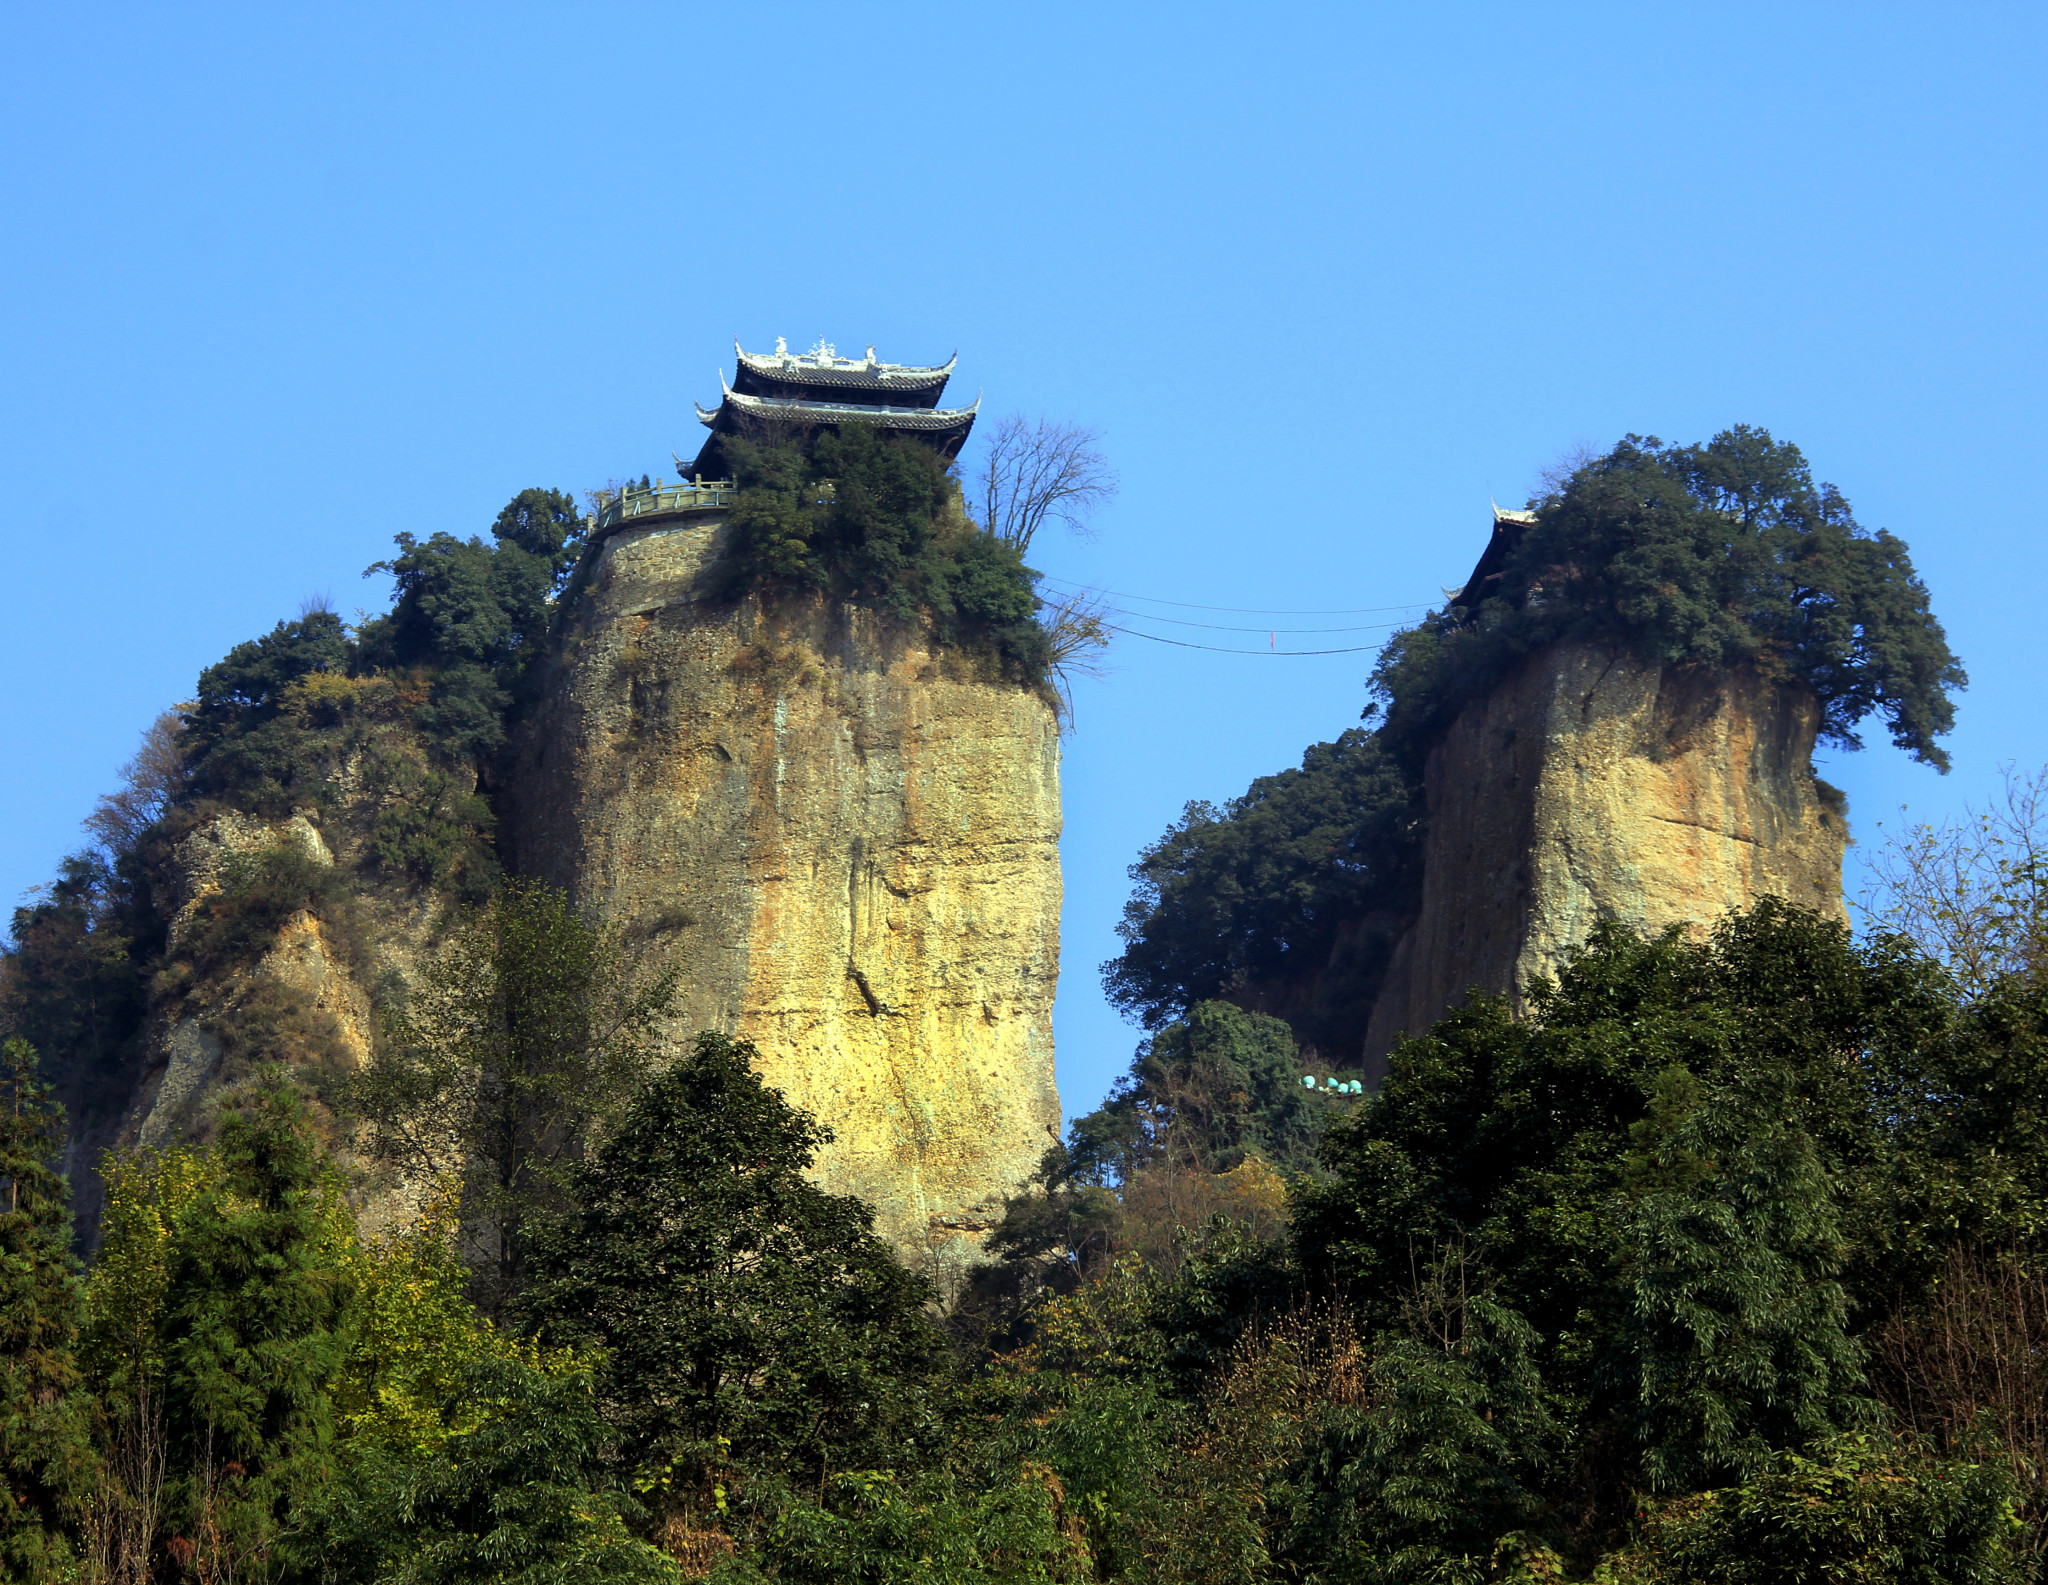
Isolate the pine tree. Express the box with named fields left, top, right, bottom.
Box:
left=158, top=1079, right=357, bottom=1581
left=0, top=1038, right=92, bottom=1582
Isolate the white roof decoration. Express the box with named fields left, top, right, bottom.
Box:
left=733, top=337, right=958, bottom=386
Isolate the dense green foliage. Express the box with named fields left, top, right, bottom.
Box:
left=0, top=1040, right=91, bottom=1581
left=1107, top=426, right=1965, bottom=1051
left=1, top=488, right=586, bottom=1246
left=3, top=854, right=159, bottom=1168
left=3, top=895, right=2045, bottom=1580
left=178, top=486, right=584, bottom=872
left=156, top=1081, right=358, bottom=1577
left=1104, top=730, right=1420, bottom=1039
left=1071, top=1000, right=1334, bottom=1182
left=1373, top=426, right=1963, bottom=771
left=339, top=1357, right=676, bottom=1585
left=522, top=1033, right=942, bottom=1505
left=718, top=426, right=1051, bottom=684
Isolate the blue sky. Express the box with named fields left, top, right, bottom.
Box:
left=4, top=5, right=2044, bottom=1120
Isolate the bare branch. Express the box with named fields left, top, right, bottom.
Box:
left=84, top=711, right=189, bottom=858
left=1531, top=438, right=1605, bottom=505
left=975, top=415, right=1118, bottom=555
left=1037, top=585, right=1115, bottom=728
left=1861, top=763, right=2048, bottom=994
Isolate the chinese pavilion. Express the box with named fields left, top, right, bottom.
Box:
left=1450, top=502, right=1539, bottom=616
left=685, top=337, right=979, bottom=479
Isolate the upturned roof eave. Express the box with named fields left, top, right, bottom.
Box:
left=733, top=340, right=957, bottom=391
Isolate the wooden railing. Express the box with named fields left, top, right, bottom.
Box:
left=593, top=479, right=738, bottom=533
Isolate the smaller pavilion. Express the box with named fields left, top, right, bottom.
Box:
left=1450, top=502, right=1539, bottom=617
left=686, top=337, right=979, bottom=479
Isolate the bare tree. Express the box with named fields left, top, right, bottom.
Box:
left=1037, top=585, right=1115, bottom=727
left=975, top=415, right=1118, bottom=555
left=84, top=711, right=188, bottom=858
left=1531, top=438, right=1605, bottom=503
left=1872, top=1242, right=2048, bottom=1564
left=81, top=1382, right=167, bottom=1585
left=1862, top=763, right=2048, bottom=995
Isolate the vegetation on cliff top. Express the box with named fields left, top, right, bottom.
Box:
left=1374, top=425, right=1964, bottom=773
left=716, top=425, right=1054, bottom=686
left=1107, top=425, right=1966, bottom=1044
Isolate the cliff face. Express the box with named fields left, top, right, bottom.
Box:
left=1362, top=641, right=1847, bottom=1068
left=509, top=510, right=1064, bottom=1289
left=85, top=789, right=449, bottom=1239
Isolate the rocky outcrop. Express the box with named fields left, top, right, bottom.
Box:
left=128, top=813, right=371, bottom=1144
left=93, top=791, right=449, bottom=1240
left=510, top=509, right=1064, bottom=1290
left=1362, top=642, right=1847, bottom=1069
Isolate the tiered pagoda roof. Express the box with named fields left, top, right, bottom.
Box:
left=686, top=338, right=978, bottom=479
left=1450, top=503, right=1539, bottom=615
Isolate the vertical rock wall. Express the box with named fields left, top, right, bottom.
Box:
left=90, top=799, right=448, bottom=1241
left=509, top=511, right=1064, bottom=1289
left=1363, top=642, right=1847, bottom=1067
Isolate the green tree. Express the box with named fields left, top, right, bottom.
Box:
left=339, top=1356, right=676, bottom=1585
left=352, top=879, right=679, bottom=1317
left=717, top=426, right=1051, bottom=685
left=157, top=1079, right=359, bottom=1583
left=1103, top=728, right=1420, bottom=1046
left=1292, top=903, right=1911, bottom=1542
left=188, top=611, right=353, bottom=756
left=1068, top=1000, right=1333, bottom=1182
left=1628, top=1433, right=2019, bottom=1585
left=491, top=487, right=587, bottom=595
left=1375, top=427, right=1965, bottom=771
left=521, top=1032, right=942, bottom=1503
left=0, top=1039, right=92, bottom=1581
left=3, top=855, right=153, bottom=1174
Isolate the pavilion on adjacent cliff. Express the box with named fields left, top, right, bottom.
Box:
left=684, top=337, right=979, bottom=480
left=1449, top=502, right=1539, bottom=617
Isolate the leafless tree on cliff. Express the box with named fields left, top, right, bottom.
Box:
left=84, top=711, right=188, bottom=858
left=1863, top=763, right=2048, bottom=994
left=975, top=415, right=1118, bottom=555
left=1038, top=584, right=1115, bottom=727
left=969, top=416, right=1121, bottom=723
left=1531, top=439, right=1605, bottom=504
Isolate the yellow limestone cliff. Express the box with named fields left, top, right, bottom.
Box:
left=510, top=507, right=1064, bottom=1288
left=1363, top=641, right=1848, bottom=1065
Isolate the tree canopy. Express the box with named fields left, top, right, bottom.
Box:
left=521, top=1033, right=942, bottom=1502
left=718, top=425, right=1051, bottom=685
left=1103, top=728, right=1420, bottom=1037
left=1375, top=426, right=1965, bottom=771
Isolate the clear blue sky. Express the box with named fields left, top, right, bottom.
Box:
left=4, top=5, right=2043, bottom=1121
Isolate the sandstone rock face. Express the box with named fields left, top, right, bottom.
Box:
left=93, top=798, right=447, bottom=1241
left=1363, top=642, right=1847, bottom=1067
left=509, top=510, right=1064, bottom=1290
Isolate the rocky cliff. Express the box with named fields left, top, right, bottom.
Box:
left=82, top=790, right=449, bottom=1240
left=1361, top=641, right=1848, bottom=1068
left=509, top=507, right=1064, bottom=1289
